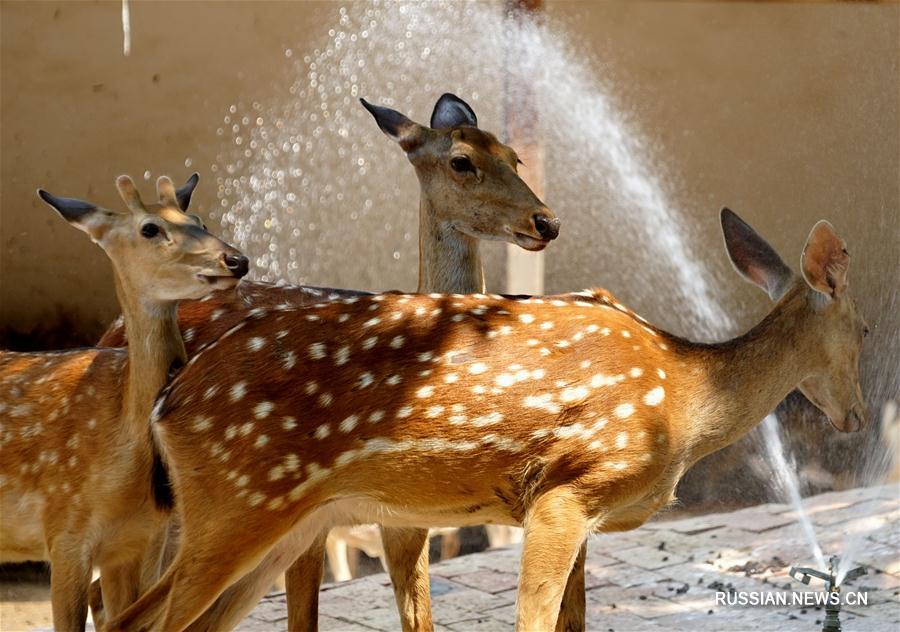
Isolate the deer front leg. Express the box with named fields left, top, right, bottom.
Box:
left=516, top=487, right=589, bottom=631
left=381, top=526, right=433, bottom=632
left=285, top=531, right=327, bottom=632
left=555, top=541, right=587, bottom=632
left=48, top=536, right=93, bottom=632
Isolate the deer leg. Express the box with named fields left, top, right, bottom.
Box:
left=98, top=557, right=143, bottom=621
left=516, top=487, right=589, bottom=631
left=325, top=532, right=352, bottom=581
left=439, top=529, right=460, bottom=559
left=48, top=536, right=92, bottom=632
left=88, top=579, right=105, bottom=630
left=285, top=531, right=327, bottom=632
left=555, top=540, right=587, bottom=632
left=381, top=526, right=433, bottom=632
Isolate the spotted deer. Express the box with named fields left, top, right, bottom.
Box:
left=93, top=94, right=559, bottom=631
left=0, top=175, right=248, bottom=631
left=107, top=208, right=867, bottom=632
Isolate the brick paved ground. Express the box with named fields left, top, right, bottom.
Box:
left=8, top=485, right=897, bottom=631
left=237, top=484, right=899, bottom=631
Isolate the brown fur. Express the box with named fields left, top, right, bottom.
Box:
left=98, top=97, right=559, bottom=632
left=0, top=175, right=244, bottom=631
left=107, top=214, right=868, bottom=631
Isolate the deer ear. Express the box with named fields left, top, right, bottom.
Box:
left=721, top=207, right=793, bottom=301
left=801, top=220, right=849, bottom=298
left=175, top=173, right=200, bottom=211
left=359, top=98, right=427, bottom=153
left=37, top=189, right=109, bottom=240
left=430, top=93, right=477, bottom=129
left=38, top=189, right=97, bottom=224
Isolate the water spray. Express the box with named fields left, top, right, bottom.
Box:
left=789, top=555, right=866, bottom=632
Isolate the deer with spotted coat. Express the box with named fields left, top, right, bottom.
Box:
left=0, top=175, right=248, bottom=631
left=93, top=94, right=560, bottom=631
left=107, top=208, right=868, bottom=632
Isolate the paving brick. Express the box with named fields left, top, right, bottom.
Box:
left=447, top=569, right=519, bottom=594
left=607, top=544, right=689, bottom=571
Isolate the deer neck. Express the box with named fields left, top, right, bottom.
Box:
left=679, top=284, right=819, bottom=464
left=417, top=196, right=485, bottom=294
left=113, top=271, right=187, bottom=441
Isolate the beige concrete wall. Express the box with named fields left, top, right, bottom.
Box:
left=1, top=0, right=897, bottom=358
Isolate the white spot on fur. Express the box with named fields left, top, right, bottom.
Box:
left=615, top=403, right=635, bottom=419
left=363, top=336, right=378, bottom=350
left=357, top=372, right=375, bottom=389
left=472, top=412, right=504, bottom=427
left=520, top=314, right=535, bottom=324
left=629, top=368, right=643, bottom=378
left=334, top=346, right=351, bottom=366
left=254, top=401, right=274, bottom=419
left=390, top=335, right=405, bottom=349
left=397, top=406, right=413, bottom=418
left=282, top=417, right=297, bottom=430
left=615, top=432, right=628, bottom=450
left=386, top=374, right=402, bottom=386
left=254, top=435, right=269, bottom=448
left=657, top=368, right=667, bottom=379
left=417, top=385, right=434, bottom=398
left=308, top=343, right=326, bottom=360
left=247, top=337, right=266, bottom=352
left=192, top=416, right=212, bottom=432
left=318, top=392, right=333, bottom=407
left=369, top=410, right=385, bottom=423
left=315, top=424, right=331, bottom=439
left=469, top=363, right=488, bottom=375
left=523, top=393, right=561, bottom=414
left=339, top=415, right=360, bottom=433
left=560, top=386, right=589, bottom=403
left=282, top=351, right=297, bottom=371
left=644, top=386, right=665, bottom=406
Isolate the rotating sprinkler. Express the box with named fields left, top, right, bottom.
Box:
left=789, top=555, right=866, bottom=632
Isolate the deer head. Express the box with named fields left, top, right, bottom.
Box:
left=360, top=93, right=560, bottom=251
left=722, top=208, right=868, bottom=432
left=38, top=174, right=249, bottom=302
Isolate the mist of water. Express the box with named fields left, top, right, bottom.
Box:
left=761, top=414, right=826, bottom=570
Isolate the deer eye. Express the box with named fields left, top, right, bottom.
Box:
left=450, top=156, right=475, bottom=174
left=140, top=223, right=161, bottom=239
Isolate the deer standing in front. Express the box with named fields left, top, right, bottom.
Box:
left=107, top=208, right=867, bottom=631
left=0, top=175, right=248, bottom=631
left=94, top=94, right=560, bottom=631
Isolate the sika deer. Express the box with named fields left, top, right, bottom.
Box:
left=0, top=175, right=247, bottom=631
left=96, top=94, right=559, bottom=632
left=107, top=208, right=867, bottom=631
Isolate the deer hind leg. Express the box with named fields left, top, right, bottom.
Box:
left=555, top=540, right=587, bottom=632
left=88, top=579, right=105, bottom=630
left=106, top=530, right=277, bottom=632
left=48, top=536, right=93, bottom=632
left=381, top=526, right=433, bottom=632
left=98, top=557, right=143, bottom=622
left=516, top=487, right=589, bottom=632
left=285, top=531, right=327, bottom=632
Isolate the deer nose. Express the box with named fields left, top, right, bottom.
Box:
left=224, top=253, right=250, bottom=278
left=534, top=214, right=560, bottom=241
